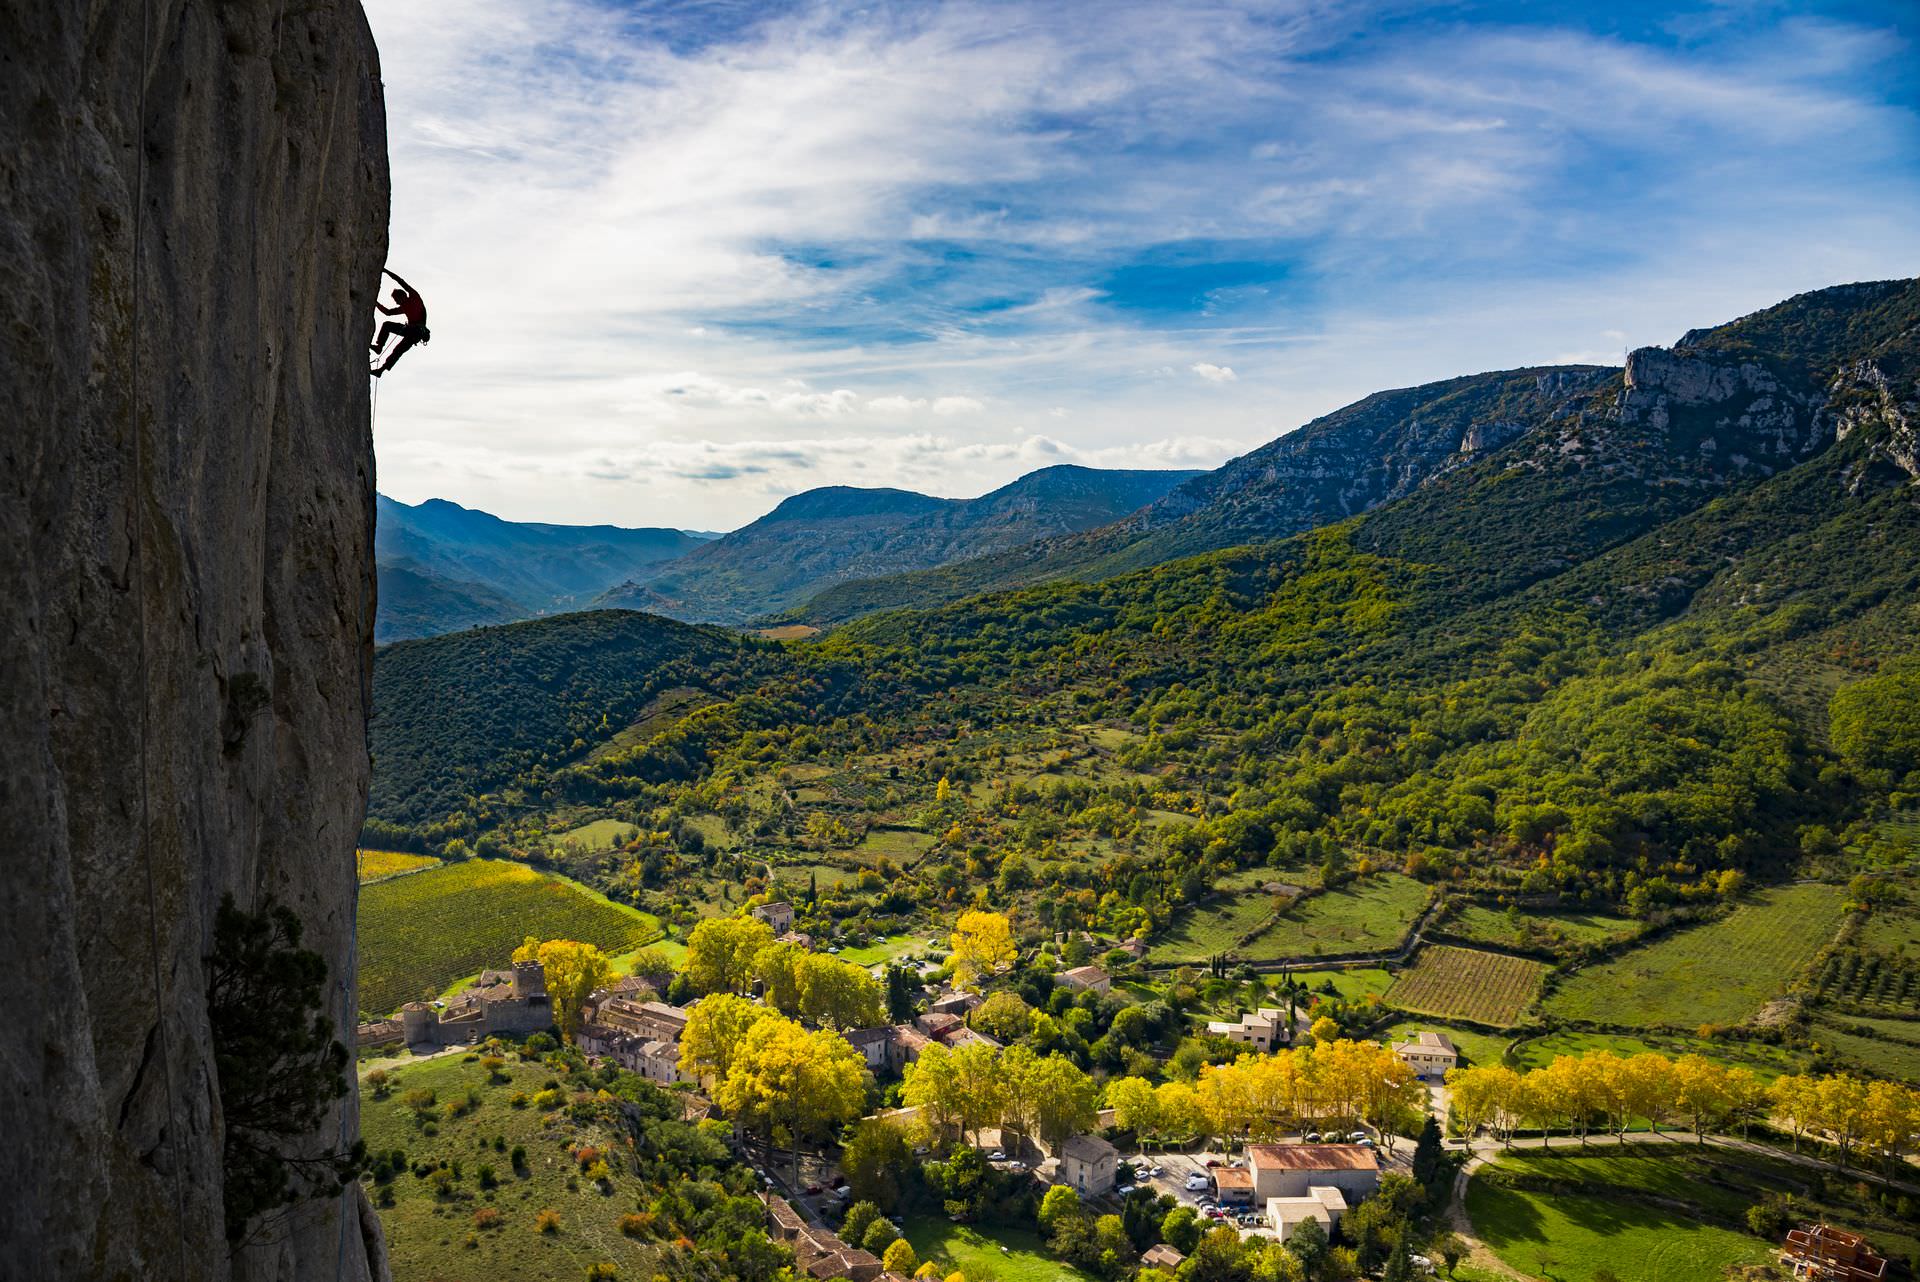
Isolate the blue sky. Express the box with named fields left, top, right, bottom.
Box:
left=365, top=0, right=1920, bottom=530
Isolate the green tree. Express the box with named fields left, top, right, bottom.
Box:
left=205, top=895, right=362, bottom=1241
left=1039, top=1184, right=1083, bottom=1233
left=686, top=914, right=776, bottom=994
left=1160, top=1206, right=1201, bottom=1254
left=841, top=1119, right=914, bottom=1212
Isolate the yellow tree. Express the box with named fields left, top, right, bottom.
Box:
left=1768, top=1074, right=1821, bottom=1151
left=685, top=914, right=776, bottom=995
left=1447, top=1066, right=1523, bottom=1148
left=1670, top=1055, right=1731, bottom=1144
left=949, top=911, right=1016, bottom=991
left=1107, top=1076, right=1160, bottom=1140
left=1155, top=1079, right=1205, bottom=1146
left=1621, top=1053, right=1677, bottom=1136
left=511, top=937, right=613, bottom=1043
left=797, top=954, right=886, bottom=1030
left=753, top=940, right=809, bottom=1013
left=903, top=1043, right=964, bottom=1145
left=719, top=1014, right=868, bottom=1187
left=1814, top=1073, right=1871, bottom=1166
left=1026, top=1053, right=1099, bottom=1149
left=679, top=992, right=778, bottom=1085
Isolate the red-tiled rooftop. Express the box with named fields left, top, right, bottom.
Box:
left=1245, top=1143, right=1379, bottom=1171
left=1213, top=1167, right=1255, bottom=1187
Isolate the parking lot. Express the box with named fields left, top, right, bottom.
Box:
left=1124, top=1131, right=1405, bottom=1241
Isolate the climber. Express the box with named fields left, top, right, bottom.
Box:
left=370, top=268, right=430, bottom=376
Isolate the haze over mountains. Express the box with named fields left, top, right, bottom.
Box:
left=376, top=465, right=1200, bottom=639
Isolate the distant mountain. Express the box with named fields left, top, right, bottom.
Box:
left=375, top=558, right=525, bottom=644
left=792, top=279, right=1920, bottom=626
left=375, top=495, right=708, bottom=641
left=597, top=464, right=1201, bottom=624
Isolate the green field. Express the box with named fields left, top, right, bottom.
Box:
left=1546, top=884, right=1846, bottom=1028
left=554, top=818, right=639, bottom=852
left=1811, top=1015, right=1920, bottom=1082
left=361, top=1053, right=668, bottom=1281
left=1386, top=945, right=1548, bottom=1025
left=1509, top=1027, right=1808, bottom=1079
left=838, top=932, right=926, bottom=966
left=1471, top=1145, right=1920, bottom=1270
left=857, top=828, right=936, bottom=862
left=1447, top=903, right=1638, bottom=952
left=1147, top=891, right=1286, bottom=962
left=1241, top=874, right=1429, bottom=961
left=1467, top=1168, right=1772, bottom=1282
left=902, top=1216, right=1089, bottom=1282
left=358, top=859, right=662, bottom=1017
left=1290, top=967, right=1394, bottom=1002
left=358, top=849, right=442, bottom=883
left=1376, top=1020, right=1510, bottom=1068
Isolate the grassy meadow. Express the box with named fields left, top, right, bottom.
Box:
left=357, top=849, right=442, bottom=883
left=1545, top=884, right=1846, bottom=1028
left=1242, top=874, right=1428, bottom=961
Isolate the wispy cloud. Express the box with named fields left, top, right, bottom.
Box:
left=364, top=0, right=1920, bottom=528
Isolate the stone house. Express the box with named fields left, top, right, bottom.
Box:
left=1206, top=1007, right=1294, bottom=1053
left=753, top=900, right=796, bottom=935
left=763, top=1193, right=882, bottom=1281
left=1265, top=1186, right=1349, bottom=1242
left=1058, top=1133, right=1119, bottom=1196
left=1058, top=964, right=1111, bottom=995
left=398, top=959, right=554, bottom=1047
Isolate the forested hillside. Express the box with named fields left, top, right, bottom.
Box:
left=368, top=280, right=1920, bottom=912
left=599, top=464, right=1198, bottom=624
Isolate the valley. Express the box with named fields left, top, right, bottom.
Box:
left=355, top=280, right=1920, bottom=1282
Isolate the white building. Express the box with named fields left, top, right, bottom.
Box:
left=1266, top=1186, right=1349, bottom=1242
left=1394, top=1030, right=1458, bottom=1079
left=1206, top=1007, right=1294, bottom=1053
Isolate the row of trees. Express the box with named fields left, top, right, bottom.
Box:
left=901, top=1041, right=1099, bottom=1150
left=1448, top=1051, right=1920, bottom=1167
left=682, top=915, right=885, bottom=1028
left=1107, top=1040, right=1423, bottom=1147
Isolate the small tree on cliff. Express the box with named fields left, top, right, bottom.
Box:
left=205, top=895, right=363, bottom=1241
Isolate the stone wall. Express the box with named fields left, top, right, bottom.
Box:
left=1, top=2, right=388, bottom=1278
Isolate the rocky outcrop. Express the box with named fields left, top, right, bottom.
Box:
left=1619, top=345, right=1830, bottom=470
left=1832, top=359, right=1920, bottom=488
left=1, top=3, right=387, bottom=1279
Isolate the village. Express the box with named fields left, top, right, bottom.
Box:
left=359, top=897, right=1914, bottom=1282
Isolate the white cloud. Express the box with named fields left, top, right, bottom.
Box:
left=360, top=0, right=1920, bottom=529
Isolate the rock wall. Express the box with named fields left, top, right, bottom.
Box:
left=1, top=2, right=388, bottom=1279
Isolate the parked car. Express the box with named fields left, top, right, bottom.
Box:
left=1148, top=1165, right=1165, bottom=1177
left=1347, top=1130, right=1368, bottom=1143
left=1356, top=1137, right=1376, bottom=1148
left=1303, top=1132, right=1321, bottom=1142
left=1008, top=1161, right=1027, bottom=1172
left=1204, top=1158, right=1222, bottom=1167
left=1185, top=1174, right=1210, bottom=1192
left=990, top=1151, right=1005, bottom=1161
left=1227, top=1158, right=1246, bottom=1168
left=804, top=1184, right=822, bottom=1195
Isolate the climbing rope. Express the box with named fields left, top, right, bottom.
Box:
left=126, top=0, right=194, bottom=1276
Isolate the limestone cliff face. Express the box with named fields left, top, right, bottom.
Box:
left=1, top=3, right=388, bottom=1279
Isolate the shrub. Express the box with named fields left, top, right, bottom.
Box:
left=473, top=1207, right=503, bottom=1230
left=536, top=1208, right=562, bottom=1233
left=861, top=1219, right=898, bottom=1253
left=401, top=1088, right=438, bottom=1114
left=584, top=1264, right=619, bottom=1281
left=618, top=1213, right=650, bottom=1238
left=533, top=1088, right=565, bottom=1110
left=511, top=1145, right=528, bottom=1171
left=477, top=1164, right=498, bottom=1189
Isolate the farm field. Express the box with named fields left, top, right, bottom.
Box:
left=1858, top=887, right=1920, bottom=954
left=359, top=1054, right=668, bottom=1282
left=1810, top=945, right=1920, bottom=1014
left=856, top=828, right=936, bottom=862
left=902, top=1216, right=1090, bottom=1282
left=1545, top=883, right=1847, bottom=1028
left=1811, top=1016, right=1920, bottom=1082
left=1386, top=945, right=1548, bottom=1025
left=357, top=849, right=441, bottom=883
left=1466, top=1170, right=1771, bottom=1282
left=1509, top=1027, right=1809, bottom=1079
left=1146, top=890, right=1286, bottom=962
left=1376, top=1020, right=1509, bottom=1068
left=1445, top=903, right=1637, bottom=952
left=358, top=859, right=662, bottom=1018
left=768, top=862, right=867, bottom=893
left=1240, top=874, right=1429, bottom=961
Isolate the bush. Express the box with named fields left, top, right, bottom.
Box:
left=861, top=1219, right=898, bottom=1254
left=477, top=1164, right=497, bottom=1189
left=584, top=1263, right=619, bottom=1280
left=473, top=1207, right=503, bottom=1230
left=618, top=1213, right=651, bottom=1238
left=536, top=1208, right=562, bottom=1234
left=511, top=1145, right=528, bottom=1171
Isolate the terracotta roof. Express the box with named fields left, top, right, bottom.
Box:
left=1245, top=1143, right=1378, bottom=1172
left=1061, top=964, right=1109, bottom=985
left=1213, top=1167, right=1254, bottom=1188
